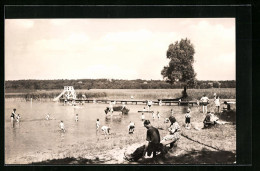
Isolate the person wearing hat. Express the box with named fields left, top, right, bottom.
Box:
left=160, top=116, right=181, bottom=149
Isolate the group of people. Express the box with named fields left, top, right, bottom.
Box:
left=125, top=116, right=181, bottom=161
left=199, top=93, right=231, bottom=114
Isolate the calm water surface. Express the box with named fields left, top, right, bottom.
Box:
left=5, top=100, right=188, bottom=163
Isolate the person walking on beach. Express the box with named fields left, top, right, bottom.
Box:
left=185, top=108, right=191, bottom=129
left=75, top=114, right=79, bottom=122
left=128, top=121, right=135, bottom=134
left=200, top=94, right=209, bottom=114
left=143, top=120, right=161, bottom=158
left=59, top=121, right=66, bottom=132
left=141, top=113, right=145, bottom=121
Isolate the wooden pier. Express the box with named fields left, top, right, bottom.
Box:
left=60, top=98, right=198, bottom=106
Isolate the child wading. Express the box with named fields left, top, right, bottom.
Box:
left=152, top=111, right=156, bottom=121
left=101, top=125, right=110, bottom=138
left=185, top=108, right=191, bottom=129
left=16, top=114, right=21, bottom=122
left=75, top=114, right=79, bottom=122
left=10, top=108, right=16, bottom=127
left=59, top=121, right=66, bottom=132
left=96, top=119, right=100, bottom=131
left=128, top=121, right=135, bottom=134
left=141, top=113, right=145, bottom=121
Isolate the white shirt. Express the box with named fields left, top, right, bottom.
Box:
left=200, top=96, right=209, bottom=102
left=60, top=122, right=65, bottom=129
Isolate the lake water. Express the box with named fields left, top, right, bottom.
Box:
left=5, top=100, right=189, bottom=164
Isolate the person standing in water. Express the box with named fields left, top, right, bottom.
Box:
left=75, top=114, right=79, bottom=122
left=59, top=121, right=66, bottom=132
left=141, top=113, right=145, bottom=121
left=96, top=119, right=100, bottom=131
left=152, top=111, right=156, bottom=121
left=157, top=111, right=161, bottom=121
left=16, top=114, right=21, bottom=122
left=101, top=125, right=111, bottom=138
left=46, top=113, right=50, bottom=120
left=128, top=121, right=135, bottom=134
left=10, top=108, right=16, bottom=126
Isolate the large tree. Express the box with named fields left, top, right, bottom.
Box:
left=161, top=38, right=196, bottom=99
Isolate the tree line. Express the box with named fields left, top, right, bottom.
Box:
left=5, top=79, right=236, bottom=91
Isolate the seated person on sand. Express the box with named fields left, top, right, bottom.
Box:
left=203, top=112, right=227, bottom=128
left=160, top=116, right=181, bottom=149
left=222, top=101, right=231, bottom=112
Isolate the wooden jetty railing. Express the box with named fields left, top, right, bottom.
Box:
left=60, top=98, right=198, bottom=106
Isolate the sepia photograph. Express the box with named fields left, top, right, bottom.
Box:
left=5, top=18, right=237, bottom=165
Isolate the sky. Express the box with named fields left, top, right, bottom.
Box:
left=5, top=18, right=235, bottom=81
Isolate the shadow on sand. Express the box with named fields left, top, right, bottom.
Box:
left=31, top=148, right=235, bottom=165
